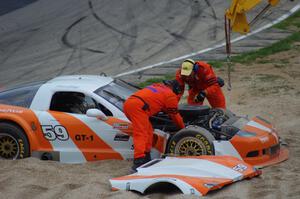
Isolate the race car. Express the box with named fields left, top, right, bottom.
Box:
left=0, top=75, right=288, bottom=167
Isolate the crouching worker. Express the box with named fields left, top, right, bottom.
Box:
left=124, top=80, right=185, bottom=172
left=176, top=59, right=226, bottom=109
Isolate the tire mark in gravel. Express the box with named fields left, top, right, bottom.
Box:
left=139, top=0, right=204, bottom=64
left=61, top=16, right=105, bottom=54
left=88, top=0, right=136, bottom=38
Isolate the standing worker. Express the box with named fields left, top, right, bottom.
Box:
left=176, top=59, right=226, bottom=109
left=123, top=80, right=185, bottom=172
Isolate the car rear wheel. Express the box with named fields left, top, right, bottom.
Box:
left=0, top=123, right=29, bottom=159
left=167, top=126, right=215, bottom=156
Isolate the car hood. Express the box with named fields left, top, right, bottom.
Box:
left=110, top=156, right=261, bottom=196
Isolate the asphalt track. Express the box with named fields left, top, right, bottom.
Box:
left=0, top=0, right=298, bottom=87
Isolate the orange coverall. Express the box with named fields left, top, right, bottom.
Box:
left=123, top=83, right=185, bottom=159
left=176, top=61, right=226, bottom=108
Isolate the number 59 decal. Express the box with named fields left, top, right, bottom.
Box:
left=41, top=125, right=69, bottom=141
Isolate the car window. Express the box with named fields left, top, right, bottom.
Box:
left=0, top=82, right=43, bottom=108
left=50, top=92, right=113, bottom=116
left=94, top=79, right=138, bottom=110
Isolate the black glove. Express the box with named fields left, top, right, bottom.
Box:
left=195, top=91, right=206, bottom=103
left=217, top=77, right=225, bottom=87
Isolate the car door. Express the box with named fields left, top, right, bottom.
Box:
left=38, top=91, right=134, bottom=163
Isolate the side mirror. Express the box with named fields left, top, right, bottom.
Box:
left=86, top=108, right=108, bottom=121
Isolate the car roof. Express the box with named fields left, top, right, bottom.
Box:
left=46, top=75, right=114, bottom=92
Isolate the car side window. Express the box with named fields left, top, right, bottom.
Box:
left=50, top=92, right=113, bottom=116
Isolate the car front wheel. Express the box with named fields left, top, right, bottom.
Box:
left=0, top=123, right=29, bottom=159
left=166, top=126, right=215, bottom=156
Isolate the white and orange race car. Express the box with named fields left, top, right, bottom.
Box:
left=0, top=75, right=288, bottom=167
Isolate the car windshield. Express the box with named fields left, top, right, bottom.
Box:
left=94, top=79, right=139, bottom=110
left=0, top=81, right=44, bottom=108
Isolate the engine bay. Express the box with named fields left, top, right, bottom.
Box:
left=151, top=105, right=249, bottom=140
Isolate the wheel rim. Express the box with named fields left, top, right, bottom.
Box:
left=174, top=137, right=208, bottom=156
left=0, top=134, right=19, bottom=159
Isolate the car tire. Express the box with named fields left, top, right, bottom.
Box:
left=0, top=123, right=30, bottom=159
left=166, top=126, right=215, bottom=156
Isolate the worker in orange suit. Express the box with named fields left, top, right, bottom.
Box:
left=176, top=59, right=226, bottom=109
left=123, top=80, right=185, bottom=172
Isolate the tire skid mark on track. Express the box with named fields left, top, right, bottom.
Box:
left=62, top=16, right=87, bottom=49
left=76, top=55, right=106, bottom=74
left=118, top=1, right=139, bottom=67
left=108, top=33, right=135, bottom=70
left=110, top=0, right=183, bottom=67
left=88, top=0, right=136, bottom=39
left=61, top=16, right=105, bottom=54
left=163, top=29, right=195, bottom=49
left=145, top=0, right=173, bottom=21
left=163, top=0, right=201, bottom=47
left=128, top=0, right=172, bottom=46
left=0, top=29, right=39, bottom=68
left=205, top=0, right=217, bottom=19
left=118, top=1, right=300, bottom=79
left=205, top=0, right=218, bottom=41
left=88, top=0, right=140, bottom=68
left=138, top=0, right=205, bottom=64
left=57, top=48, right=77, bottom=76
left=137, top=0, right=184, bottom=63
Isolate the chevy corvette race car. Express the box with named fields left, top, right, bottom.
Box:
left=0, top=75, right=288, bottom=167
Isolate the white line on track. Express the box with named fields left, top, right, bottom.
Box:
left=115, top=3, right=300, bottom=78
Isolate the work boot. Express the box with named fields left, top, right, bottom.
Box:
left=131, top=156, right=149, bottom=173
